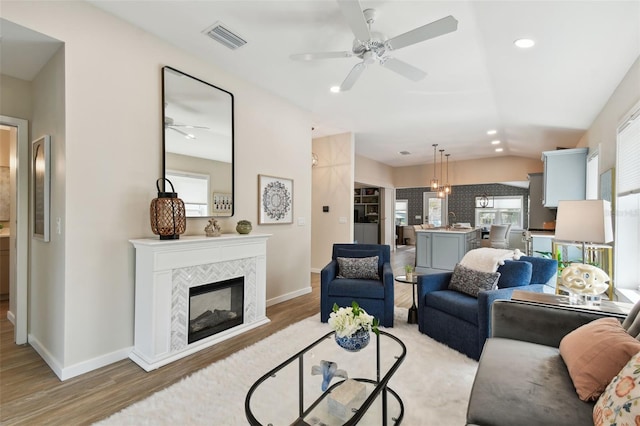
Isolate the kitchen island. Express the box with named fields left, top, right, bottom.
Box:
left=415, top=228, right=480, bottom=274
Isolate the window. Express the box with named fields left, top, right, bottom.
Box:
left=166, top=170, right=210, bottom=217
left=475, top=196, right=523, bottom=229
left=615, top=104, right=640, bottom=291
left=395, top=200, right=408, bottom=226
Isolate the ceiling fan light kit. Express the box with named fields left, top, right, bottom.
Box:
left=290, top=0, right=458, bottom=91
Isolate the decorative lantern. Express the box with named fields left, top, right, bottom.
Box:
left=150, top=178, right=186, bottom=240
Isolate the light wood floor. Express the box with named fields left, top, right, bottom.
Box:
left=0, top=246, right=415, bottom=425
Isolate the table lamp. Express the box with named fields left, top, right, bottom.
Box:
left=554, top=200, right=613, bottom=302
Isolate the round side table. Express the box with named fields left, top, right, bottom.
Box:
left=395, top=274, right=419, bottom=324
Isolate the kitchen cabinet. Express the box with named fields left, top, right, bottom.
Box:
left=541, top=148, right=588, bottom=207
left=354, top=223, right=378, bottom=244
left=528, top=173, right=556, bottom=229
left=354, top=187, right=379, bottom=223
left=0, top=237, right=9, bottom=300
left=415, top=229, right=479, bottom=274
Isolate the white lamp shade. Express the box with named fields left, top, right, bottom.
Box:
left=555, top=200, right=613, bottom=244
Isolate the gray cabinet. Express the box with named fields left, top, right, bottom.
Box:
left=541, top=148, right=588, bottom=207
left=528, top=173, right=556, bottom=229
left=354, top=223, right=378, bottom=244
left=415, top=230, right=479, bottom=274
left=0, top=238, right=8, bottom=299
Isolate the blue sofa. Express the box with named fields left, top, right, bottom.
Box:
left=320, top=244, right=394, bottom=327
left=417, top=255, right=558, bottom=360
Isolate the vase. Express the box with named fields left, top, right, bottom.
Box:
left=236, top=222, right=252, bottom=234
left=335, top=328, right=370, bottom=352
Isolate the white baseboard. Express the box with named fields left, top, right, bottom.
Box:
left=267, top=286, right=312, bottom=307
left=7, top=309, right=15, bottom=325
left=29, top=334, right=131, bottom=381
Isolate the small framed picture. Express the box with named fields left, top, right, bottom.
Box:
left=32, top=135, right=51, bottom=242
left=258, top=174, right=293, bottom=224
left=212, top=192, right=233, bottom=216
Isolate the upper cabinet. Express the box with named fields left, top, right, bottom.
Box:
left=541, top=148, right=588, bottom=207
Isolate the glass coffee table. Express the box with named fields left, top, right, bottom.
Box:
left=245, top=330, right=406, bottom=425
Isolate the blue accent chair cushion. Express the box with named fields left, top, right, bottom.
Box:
left=321, top=244, right=394, bottom=327
left=417, top=257, right=558, bottom=360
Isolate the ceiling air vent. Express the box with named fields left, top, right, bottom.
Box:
left=202, top=22, right=247, bottom=50
left=399, top=151, right=411, bottom=155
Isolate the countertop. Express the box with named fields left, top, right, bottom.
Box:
left=415, top=227, right=478, bottom=234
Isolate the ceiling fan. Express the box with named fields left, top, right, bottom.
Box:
left=290, top=0, right=458, bottom=91
left=164, top=116, right=209, bottom=140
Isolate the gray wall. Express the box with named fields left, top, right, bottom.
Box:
left=396, top=184, right=530, bottom=228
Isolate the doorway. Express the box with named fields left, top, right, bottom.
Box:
left=423, top=192, right=448, bottom=227
left=0, top=115, right=29, bottom=344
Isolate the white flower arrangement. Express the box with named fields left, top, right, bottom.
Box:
left=328, top=302, right=380, bottom=338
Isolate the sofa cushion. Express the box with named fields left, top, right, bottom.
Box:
left=448, top=263, right=500, bottom=297
left=593, top=350, right=640, bottom=425
left=425, top=290, right=479, bottom=325
left=518, top=255, right=558, bottom=286
left=336, top=256, right=380, bottom=280
left=327, top=278, right=385, bottom=299
left=467, top=337, right=595, bottom=426
left=560, top=318, right=640, bottom=401
left=496, top=260, right=533, bottom=288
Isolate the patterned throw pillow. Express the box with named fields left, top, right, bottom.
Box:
left=593, top=350, right=640, bottom=425
left=448, top=263, right=501, bottom=297
left=337, top=256, right=380, bottom=280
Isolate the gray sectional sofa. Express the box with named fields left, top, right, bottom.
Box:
left=466, top=299, right=628, bottom=426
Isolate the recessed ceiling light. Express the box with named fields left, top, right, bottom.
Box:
left=491, top=140, right=501, bottom=145
left=514, top=38, right=535, bottom=49
left=495, top=148, right=504, bottom=152
left=487, top=129, right=497, bottom=135
left=330, top=86, right=340, bottom=93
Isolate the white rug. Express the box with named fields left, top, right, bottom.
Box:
left=97, top=308, right=478, bottom=425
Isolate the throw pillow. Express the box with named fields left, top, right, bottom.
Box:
left=337, top=256, right=380, bottom=280
left=560, top=318, right=640, bottom=401
left=593, top=350, right=640, bottom=425
left=448, top=263, right=501, bottom=298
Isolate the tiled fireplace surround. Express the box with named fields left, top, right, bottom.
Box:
left=129, top=234, right=270, bottom=371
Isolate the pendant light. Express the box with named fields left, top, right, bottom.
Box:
left=430, top=144, right=439, bottom=190
left=445, top=153, right=452, bottom=195
left=438, top=149, right=445, bottom=198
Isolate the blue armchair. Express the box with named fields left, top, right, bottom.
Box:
left=321, top=244, right=394, bottom=327
left=416, top=256, right=557, bottom=360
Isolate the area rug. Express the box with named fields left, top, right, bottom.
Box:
left=97, top=308, right=478, bottom=425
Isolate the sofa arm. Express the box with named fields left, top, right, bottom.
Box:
left=416, top=273, right=452, bottom=307
left=491, top=299, right=622, bottom=348
left=382, top=262, right=394, bottom=293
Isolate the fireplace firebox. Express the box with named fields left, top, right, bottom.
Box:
left=188, top=276, right=244, bottom=344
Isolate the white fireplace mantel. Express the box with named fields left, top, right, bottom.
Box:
left=129, top=234, right=270, bottom=371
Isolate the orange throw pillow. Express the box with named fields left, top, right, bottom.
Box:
left=560, top=317, right=640, bottom=401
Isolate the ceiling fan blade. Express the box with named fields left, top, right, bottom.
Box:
left=290, top=51, right=354, bottom=61
left=381, top=58, right=427, bottom=82
left=337, top=0, right=371, bottom=42
left=386, top=15, right=458, bottom=51
left=171, top=124, right=209, bottom=129
left=169, top=127, right=196, bottom=139
left=340, top=62, right=366, bottom=91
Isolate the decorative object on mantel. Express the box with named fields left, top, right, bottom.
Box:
left=311, top=360, right=348, bottom=391
left=204, top=218, right=222, bottom=237
left=236, top=220, right=252, bottom=234
left=328, top=301, right=379, bottom=352
left=150, top=178, right=186, bottom=240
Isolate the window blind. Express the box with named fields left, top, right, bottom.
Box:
left=618, top=108, right=640, bottom=196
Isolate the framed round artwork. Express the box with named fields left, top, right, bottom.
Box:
left=258, top=174, right=293, bottom=224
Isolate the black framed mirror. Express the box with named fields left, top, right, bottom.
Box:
left=162, top=66, right=234, bottom=217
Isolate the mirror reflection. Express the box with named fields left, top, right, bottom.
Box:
left=163, top=66, right=234, bottom=217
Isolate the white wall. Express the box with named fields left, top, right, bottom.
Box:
left=3, top=1, right=311, bottom=378
left=311, top=133, right=354, bottom=271
left=29, top=46, right=67, bottom=366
